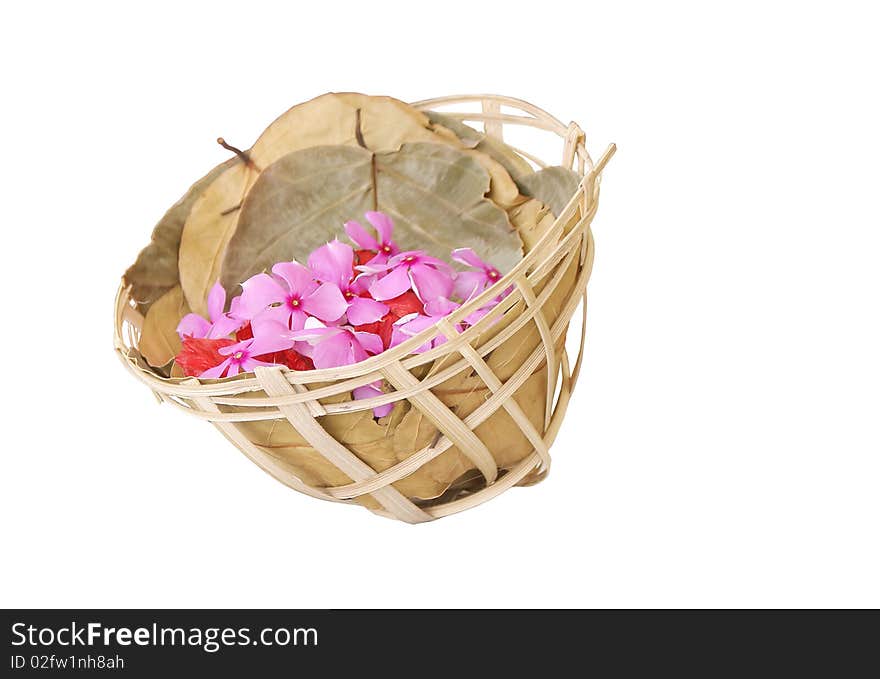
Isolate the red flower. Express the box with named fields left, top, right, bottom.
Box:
left=236, top=322, right=254, bottom=341
left=262, top=348, right=315, bottom=371
left=385, top=291, right=424, bottom=318
left=354, top=249, right=376, bottom=267
left=176, top=336, right=236, bottom=377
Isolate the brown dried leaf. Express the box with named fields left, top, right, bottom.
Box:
left=137, top=285, right=189, bottom=368
left=178, top=162, right=259, bottom=315
left=426, top=111, right=535, bottom=181
left=516, top=166, right=581, bottom=217
left=250, top=92, right=446, bottom=165
left=221, top=143, right=523, bottom=291
left=179, top=93, right=517, bottom=312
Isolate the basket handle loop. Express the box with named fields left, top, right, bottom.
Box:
left=481, top=99, right=503, bottom=140
left=579, top=143, right=617, bottom=218
left=562, top=122, right=585, bottom=170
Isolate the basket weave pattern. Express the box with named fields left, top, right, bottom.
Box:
left=115, top=95, right=614, bottom=523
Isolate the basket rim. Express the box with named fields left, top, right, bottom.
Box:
left=115, top=93, right=608, bottom=393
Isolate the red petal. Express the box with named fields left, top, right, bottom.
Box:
left=355, top=318, right=394, bottom=349
left=355, top=249, right=377, bottom=266
left=254, top=349, right=315, bottom=371
left=385, top=291, right=424, bottom=318
left=236, top=322, right=254, bottom=341
left=175, top=336, right=236, bottom=377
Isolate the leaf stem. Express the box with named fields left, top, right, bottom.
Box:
left=217, top=137, right=259, bottom=171
left=354, top=109, right=367, bottom=148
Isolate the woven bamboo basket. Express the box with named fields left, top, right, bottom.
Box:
left=114, top=94, right=615, bottom=523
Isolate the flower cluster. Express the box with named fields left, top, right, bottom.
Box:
left=175, top=211, right=509, bottom=415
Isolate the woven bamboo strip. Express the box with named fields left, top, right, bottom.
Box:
left=381, top=361, right=498, bottom=484
left=254, top=367, right=432, bottom=523
left=481, top=99, right=503, bottom=140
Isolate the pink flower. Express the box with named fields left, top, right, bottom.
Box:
left=308, top=240, right=388, bottom=325
left=451, top=248, right=505, bottom=300
left=390, top=297, right=463, bottom=353
left=366, top=250, right=454, bottom=302
left=177, top=282, right=245, bottom=339
left=286, top=319, right=384, bottom=369
left=198, top=327, right=294, bottom=379
left=352, top=381, right=395, bottom=418
left=344, top=211, right=399, bottom=264
left=239, top=262, right=347, bottom=331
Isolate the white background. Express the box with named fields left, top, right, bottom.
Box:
left=1, top=1, right=878, bottom=608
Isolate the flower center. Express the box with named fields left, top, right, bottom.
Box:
left=404, top=256, right=415, bottom=263
left=488, top=269, right=499, bottom=280
left=233, top=351, right=244, bottom=360
left=288, top=297, right=301, bottom=308
left=382, top=245, right=392, bottom=253
left=344, top=290, right=355, bottom=300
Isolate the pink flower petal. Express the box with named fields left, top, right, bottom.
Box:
left=364, top=211, right=394, bottom=245
left=372, top=402, right=394, bottom=418
left=369, top=265, right=412, bottom=300
left=286, top=325, right=339, bottom=343
left=388, top=250, right=421, bottom=266
left=308, top=240, right=354, bottom=288
left=252, top=303, right=292, bottom=329
left=353, top=382, right=394, bottom=418
left=344, top=220, right=379, bottom=251
left=228, top=294, right=246, bottom=321
left=353, top=330, right=384, bottom=355
left=271, top=261, right=317, bottom=296
left=289, top=308, right=309, bottom=331
left=240, top=273, right=287, bottom=317
left=356, top=258, right=392, bottom=276
left=248, top=321, right=296, bottom=356
left=250, top=335, right=295, bottom=357
left=206, top=282, right=227, bottom=322
left=351, top=271, right=377, bottom=294
left=177, top=313, right=211, bottom=339
left=241, top=357, right=279, bottom=372
left=450, top=247, right=487, bottom=270
left=410, top=263, right=454, bottom=302
left=346, top=296, right=389, bottom=325
left=394, top=314, right=436, bottom=353
left=302, top=282, right=348, bottom=322
left=453, top=270, right=487, bottom=301
left=199, top=358, right=231, bottom=379
left=312, top=332, right=355, bottom=369
left=218, top=338, right=251, bottom=357
left=207, top=315, right=243, bottom=339
left=350, top=339, right=369, bottom=363
left=424, top=296, right=460, bottom=317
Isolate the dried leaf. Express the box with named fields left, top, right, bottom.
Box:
left=178, top=162, right=259, bottom=315
left=123, top=158, right=236, bottom=312
left=508, top=198, right=557, bottom=255
left=179, top=93, right=510, bottom=312
left=250, top=92, right=447, bottom=165
left=221, top=143, right=523, bottom=291
left=516, top=166, right=581, bottom=217
left=138, top=285, right=189, bottom=368
left=426, top=111, right=535, bottom=181
left=254, top=93, right=523, bottom=206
